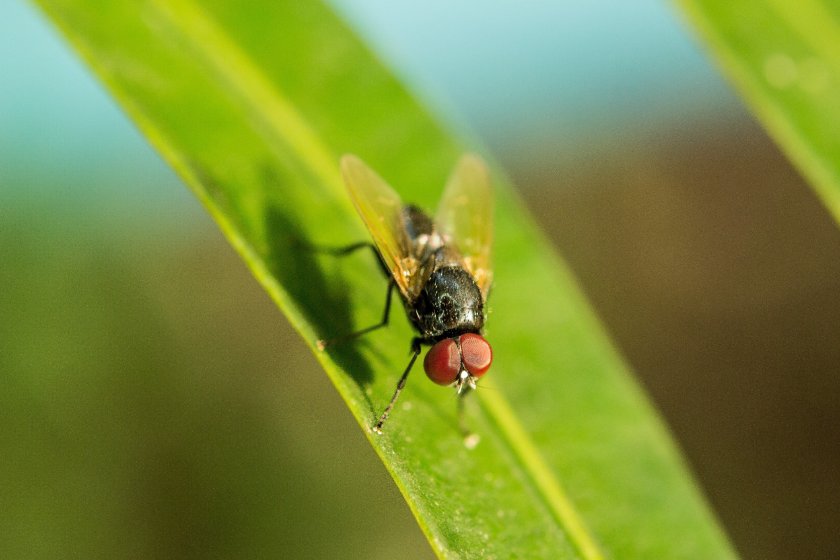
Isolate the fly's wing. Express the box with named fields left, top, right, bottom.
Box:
left=340, top=155, right=413, bottom=298
left=435, top=154, right=494, bottom=299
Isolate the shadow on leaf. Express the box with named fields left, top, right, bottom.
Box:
left=262, top=198, right=378, bottom=394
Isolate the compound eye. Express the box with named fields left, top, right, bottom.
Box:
left=424, top=339, right=461, bottom=385
left=459, top=334, right=492, bottom=377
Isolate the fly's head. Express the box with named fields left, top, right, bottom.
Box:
left=423, top=333, right=492, bottom=392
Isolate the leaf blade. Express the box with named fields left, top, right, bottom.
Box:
left=35, top=0, right=738, bottom=557
left=677, top=0, right=840, bottom=225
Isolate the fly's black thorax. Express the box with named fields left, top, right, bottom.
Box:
left=410, top=262, right=485, bottom=341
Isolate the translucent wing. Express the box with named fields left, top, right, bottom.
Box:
left=435, top=154, right=494, bottom=299
left=340, top=155, right=413, bottom=298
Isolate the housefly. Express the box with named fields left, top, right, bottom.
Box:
left=318, top=154, right=494, bottom=433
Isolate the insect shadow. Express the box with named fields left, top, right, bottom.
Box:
left=185, top=159, right=377, bottom=414
left=263, top=204, right=377, bottom=391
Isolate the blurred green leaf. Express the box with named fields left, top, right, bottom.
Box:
left=35, top=1, right=737, bottom=558
left=678, top=0, right=840, bottom=225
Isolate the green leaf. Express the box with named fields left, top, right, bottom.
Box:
left=34, top=1, right=737, bottom=558
left=677, top=0, right=840, bottom=225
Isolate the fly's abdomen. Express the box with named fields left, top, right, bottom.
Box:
left=412, top=265, right=484, bottom=339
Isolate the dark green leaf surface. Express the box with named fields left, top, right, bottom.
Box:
left=35, top=1, right=737, bottom=557
left=678, top=0, right=840, bottom=225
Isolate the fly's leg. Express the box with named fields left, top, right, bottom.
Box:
left=311, top=240, right=374, bottom=257
left=308, top=240, right=420, bottom=433
left=457, top=391, right=469, bottom=435
left=305, top=240, right=389, bottom=276
left=458, top=391, right=481, bottom=449
left=312, top=241, right=393, bottom=350
left=373, top=338, right=422, bottom=434
left=317, top=280, right=394, bottom=350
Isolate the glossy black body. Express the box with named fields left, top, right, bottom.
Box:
left=411, top=266, right=484, bottom=340
left=400, top=205, right=485, bottom=342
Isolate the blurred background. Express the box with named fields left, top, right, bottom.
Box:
left=2, top=1, right=838, bottom=559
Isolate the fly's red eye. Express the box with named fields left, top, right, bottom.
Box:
left=459, top=333, right=492, bottom=377
left=424, top=339, right=461, bottom=385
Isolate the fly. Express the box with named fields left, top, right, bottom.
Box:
left=318, top=154, right=494, bottom=434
